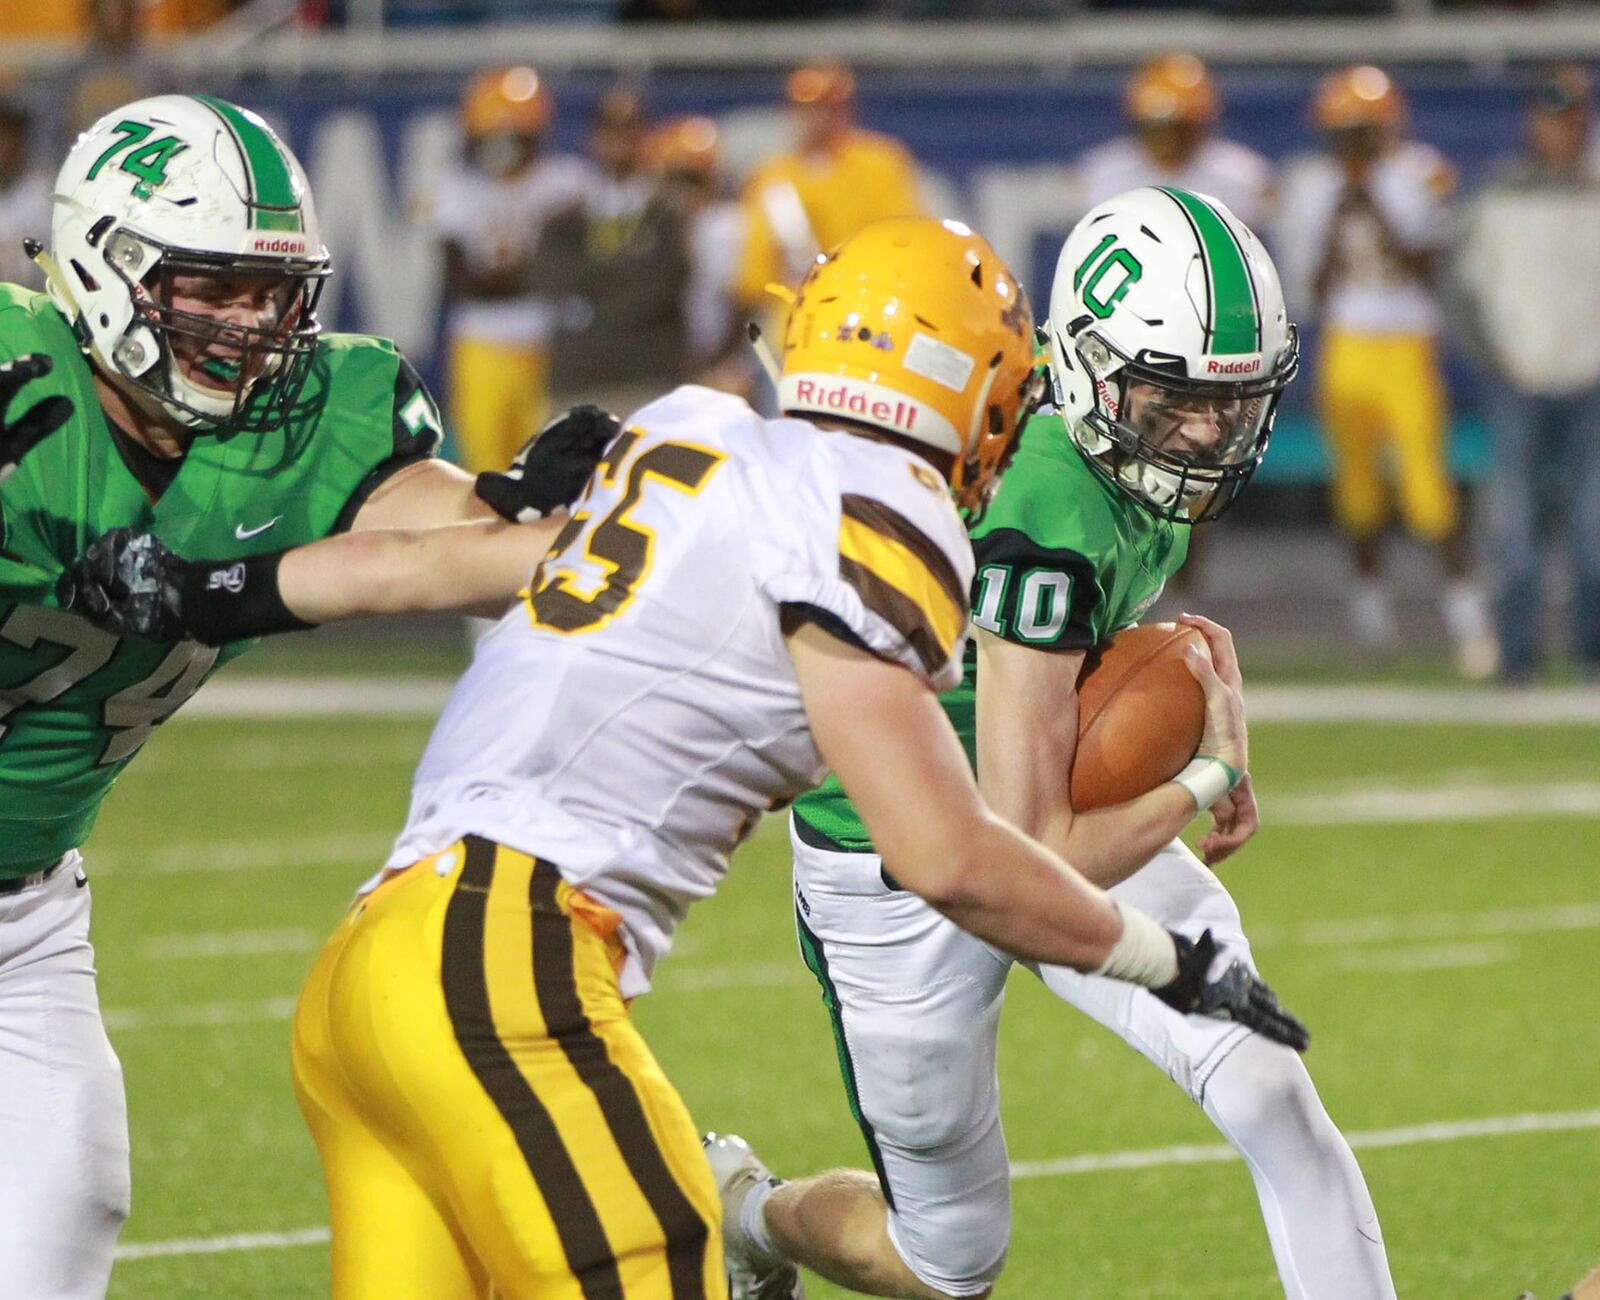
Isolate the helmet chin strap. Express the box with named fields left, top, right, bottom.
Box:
left=745, top=321, right=781, bottom=388
left=27, top=241, right=105, bottom=370
left=966, top=357, right=1001, bottom=445
left=747, top=280, right=799, bottom=390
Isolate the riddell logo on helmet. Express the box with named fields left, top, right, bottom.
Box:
left=1205, top=358, right=1262, bottom=375
left=792, top=379, right=918, bottom=430
left=250, top=236, right=306, bottom=254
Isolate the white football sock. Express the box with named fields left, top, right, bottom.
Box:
left=1202, top=1034, right=1397, bottom=1300
left=1440, top=579, right=1491, bottom=642
left=1349, top=579, right=1398, bottom=648
left=1440, top=580, right=1498, bottom=677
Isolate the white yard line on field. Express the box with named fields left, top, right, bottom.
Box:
left=130, top=732, right=424, bottom=774
left=103, top=996, right=298, bottom=1032
left=116, top=1227, right=330, bottom=1261
left=91, top=831, right=394, bottom=878
left=1270, top=781, right=1600, bottom=824
left=176, top=678, right=1600, bottom=724
left=1008, top=1107, right=1600, bottom=1180
left=137, top=927, right=320, bottom=960
left=183, top=677, right=453, bottom=718
left=1331, top=940, right=1519, bottom=973
left=1247, top=686, right=1600, bottom=725
left=114, top=1106, right=1600, bottom=1263
left=1249, top=900, right=1600, bottom=948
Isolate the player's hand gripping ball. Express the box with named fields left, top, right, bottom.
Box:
left=1069, top=622, right=1207, bottom=810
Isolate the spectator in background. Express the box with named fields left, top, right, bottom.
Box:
left=533, top=89, right=693, bottom=418
left=1452, top=65, right=1600, bottom=684
left=1078, top=53, right=1274, bottom=231
left=434, top=66, right=593, bottom=474
left=1277, top=64, right=1495, bottom=677
left=736, top=62, right=923, bottom=310
left=144, top=0, right=235, bottom=34
left=0, top=98, right=50, bottom=293
left=71, top=0, right=161, bottom=135
left=646, top=114, right=753, bottom=397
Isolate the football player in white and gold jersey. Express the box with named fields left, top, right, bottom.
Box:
left=1276, top=65, right=1494, bottom=675
left=434, top=66, right=596, bottom=474
left=1077, top=54, right=1274, bottom=231
left=69, top=218, right=1307, bottom=1299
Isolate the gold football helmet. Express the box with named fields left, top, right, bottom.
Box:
left=645, top=115, right=720, bottom=180
left=461, top=66, right=553, bottom=139
left=778, top=217, right=1043, bottom=512
left=1125, top=53, right=1219, bottom=127
left=787, top=62, right=855, bottom=108
left=1313, top=65, right=1406, bottom=133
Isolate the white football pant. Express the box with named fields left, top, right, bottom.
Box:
left=791, top=826, right=1395, bottom=1300
left=0, top=854, right=130, bottom=1300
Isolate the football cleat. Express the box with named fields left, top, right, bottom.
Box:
left=702, top=1132, right=805, bottom=1300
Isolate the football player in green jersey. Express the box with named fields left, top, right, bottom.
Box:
left=709, top=190, right=1396, bottom=1300
left=0, top=94, right=589, bottom=1299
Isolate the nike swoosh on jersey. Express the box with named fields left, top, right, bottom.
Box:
left=235, top=516, right=282, bottom=540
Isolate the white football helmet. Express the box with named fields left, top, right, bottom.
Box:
left=1046, top=186, right=1297, bottom=523
left=47, top=93, right=329, bottom=432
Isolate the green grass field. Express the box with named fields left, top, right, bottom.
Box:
left=88, top=680, right=1600, bottom=1299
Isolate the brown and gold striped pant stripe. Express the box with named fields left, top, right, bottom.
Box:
left=440, top=836, right=716, bottom=1299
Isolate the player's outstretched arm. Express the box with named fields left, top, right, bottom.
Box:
left=788, top=621, right=1309, bottom=1051
left=61, top=403, right=620, bottom=643
left=277, top=517, right=559, bottom=623
left=0, top=355, right=73, bottom=487
left=61, top=517, right=561, bottom=645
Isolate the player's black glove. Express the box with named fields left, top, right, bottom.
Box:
left=59, top=528, right=192, bottom=640
left=1153, top=929, right=1311, bottom=1052
left=474, top=404, right=621, bottom=524
left=60, top=528, right=311, bottom=645
left=0, top=354, right=73, bottom=486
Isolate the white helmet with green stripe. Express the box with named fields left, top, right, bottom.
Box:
left=1046, top=185, right=1298, bottom=523
left=48, top=94, right=329, bottom=432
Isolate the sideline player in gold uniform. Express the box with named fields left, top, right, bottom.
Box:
left=71, top=219, right=1306, bottom=1299
left=1277, top=65, right=1493, bottom=673
left=736, top=63, right=924, bottom=308
left=436, top=66, right=594, bottom=473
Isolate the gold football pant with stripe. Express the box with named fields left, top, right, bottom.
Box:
left=1317, top=329, right=1457, bottom=541
left=291, top=837, right=725, bottom=1300
left=449, top=338, right=551, bottom=473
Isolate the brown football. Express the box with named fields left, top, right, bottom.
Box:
left=1069, top=622, right=1208, bottom=811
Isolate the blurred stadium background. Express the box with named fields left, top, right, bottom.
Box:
left=4, top=2, right=1598, bottom=1297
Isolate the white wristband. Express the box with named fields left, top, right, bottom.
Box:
left=1172, top=756, right=1241, bottom=811
left=1094, top=902, right=1180, bottom=989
